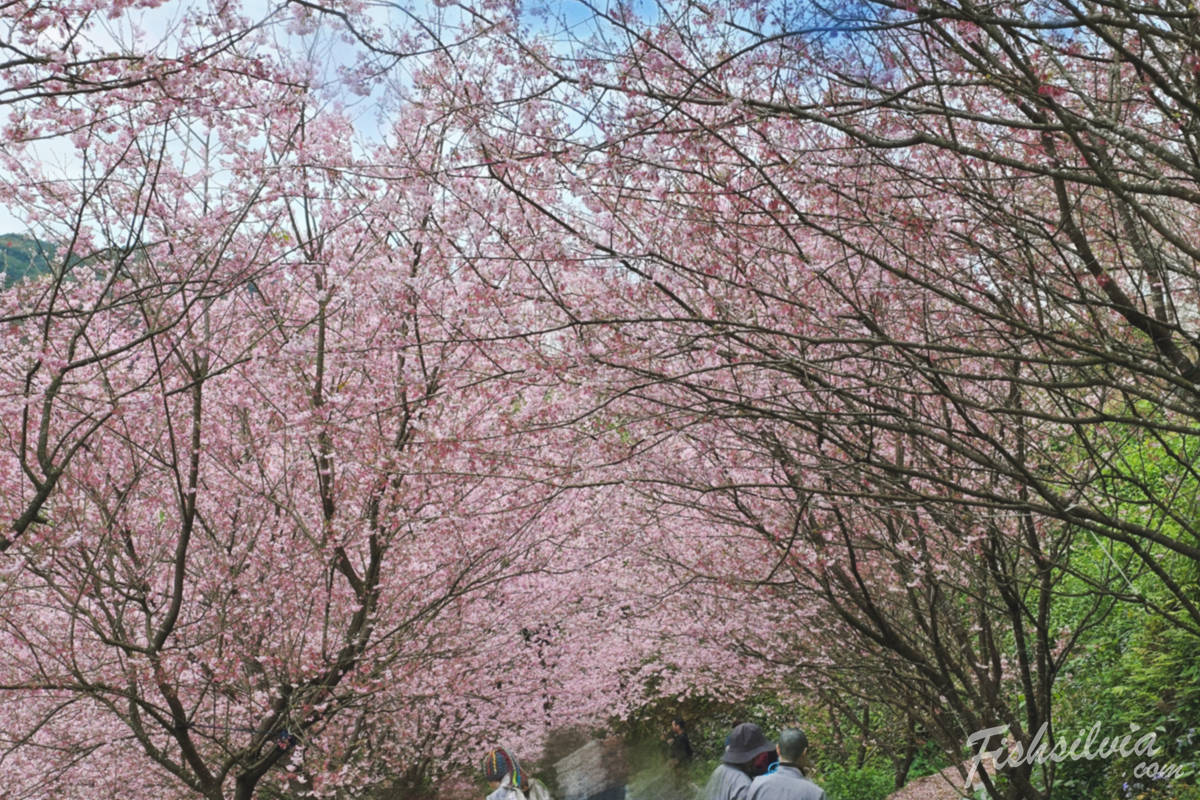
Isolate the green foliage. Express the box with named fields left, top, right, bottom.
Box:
left=815, top=761, right=894, bottom=800
left=908, top=739, right=950, bottom=781
left=0, top=234, right=53, bottom=285
left=1047, top=543, right=1200, bottom=799
left=1028, top=404, right=1199, bottom=799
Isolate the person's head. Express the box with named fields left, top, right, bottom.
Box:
left=776, top=728, right=809, bottom=765
left=482, top=747, right=528, bottom=791
left=722, top=722, right=775, bottom=767
left=749, top=748, right=775, bottom=776
left=672, top=717, right=686, bottom=734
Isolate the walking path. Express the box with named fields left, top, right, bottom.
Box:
left=887, top=763, right=979, bottom=800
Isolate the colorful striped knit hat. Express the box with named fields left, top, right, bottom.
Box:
left=483, top=747, right=528, bottom=791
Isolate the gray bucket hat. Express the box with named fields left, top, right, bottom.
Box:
left=721, top=723, right=775, bottom=764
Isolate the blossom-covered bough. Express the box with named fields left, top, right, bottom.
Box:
left=439, top=0, right=1200, bottom=796
left=4, top=1, right=1200, bottom=798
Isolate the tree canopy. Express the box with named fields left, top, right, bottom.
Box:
left=2, top=1, right=1199, bottom=799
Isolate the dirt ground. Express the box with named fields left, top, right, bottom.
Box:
left=887, top=762, right=983, bottom=800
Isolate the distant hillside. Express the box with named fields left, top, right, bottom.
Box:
left=0, top=234, right=54, bottom=286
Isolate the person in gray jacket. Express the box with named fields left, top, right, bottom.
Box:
left=745, top=729, right=826, bottom=800
left=704, top=723, right=776, bottom=800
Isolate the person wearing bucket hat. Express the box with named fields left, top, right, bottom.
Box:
left=746, top=728, right=826, bottom=800
left=703, top=723, right=776, bottom=800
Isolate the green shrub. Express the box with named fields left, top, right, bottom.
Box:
left=816, top=762, right=895, bottom=800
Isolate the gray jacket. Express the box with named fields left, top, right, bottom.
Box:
left=746, top=765, right=826, bottom=800
left=704, top=763, right=752, bottom=800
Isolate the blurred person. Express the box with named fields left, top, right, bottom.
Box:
left=482, top=747, right=554, bottom=800
left=666, top=717, right=694, bottom=768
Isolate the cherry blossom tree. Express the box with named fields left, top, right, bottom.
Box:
left=400, top=1, right=1200, bottom=795
left=0, top=0, right=330, bottom=555
left=13, top=2, right=1200, bottom=799
left=0, top=6, right=762, bottom=785
left=1, top=14, right=603, bottom=793
left=1, top=0, right=311, bottom=122
left=503, top=0, right=1200, bottom=631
